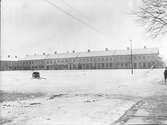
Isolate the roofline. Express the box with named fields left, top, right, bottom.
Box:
left=1, top=48, right=160, bottom=61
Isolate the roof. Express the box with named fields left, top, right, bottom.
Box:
left=0, top=56, right=19, bottom=61
left=20, top=48, right=159, bottom=61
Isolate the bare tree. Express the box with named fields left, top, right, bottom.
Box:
left=134, top=0, right=167, bottom=38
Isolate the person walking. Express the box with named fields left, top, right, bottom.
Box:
left=164, top=67, right=167, bottom=83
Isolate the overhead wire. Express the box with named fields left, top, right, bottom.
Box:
left=43, top=0, right=102, bottom=34
left=59, top=0, right=114, bottom=42
left=61, top=0, right=89, bottom=20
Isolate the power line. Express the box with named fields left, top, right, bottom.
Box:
left=61, top=0, right=89, bottom=20
left=43, top=0, right=101, bottom=34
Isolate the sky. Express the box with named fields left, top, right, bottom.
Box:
left=1, top=0, right=167, bottom=60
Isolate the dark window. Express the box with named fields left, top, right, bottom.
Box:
left=148, top=62, right=151, bottom=68
left=125, top=63, right=128, bottom=67
left=121, top=63, right=124, bottom=67
left=110, top=63, right=112, bottom=67
left=143, top=63, right=146, bottom=68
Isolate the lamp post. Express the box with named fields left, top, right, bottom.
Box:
left=130, top=40, right=133, bottom=75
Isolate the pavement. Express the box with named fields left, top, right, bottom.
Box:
left=113, top=96, right=167, bottom=125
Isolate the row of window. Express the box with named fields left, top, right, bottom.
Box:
left=0, top=54, right=156, bottom=66
left=11, top=62, right=156, bottom=70
left=46, top=57, right=113, bottom=64
left=18, top=57, right=113, bottom=65
left=116, top=55, right=155, bottom=60
left=18, top=55, right=155, bottom=65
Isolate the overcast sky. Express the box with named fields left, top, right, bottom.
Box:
left=1, top=0, right=167, bottom=60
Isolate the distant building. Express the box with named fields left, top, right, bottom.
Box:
left=0, top=48, right=164, bottom=71
left=0, top=56, right=19, bottom=71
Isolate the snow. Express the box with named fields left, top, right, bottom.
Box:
left=1, top=96, right=134, bottom=125
left=1, top=69, right=167, bottom=125
left=0, top=69, right=166, bottom=96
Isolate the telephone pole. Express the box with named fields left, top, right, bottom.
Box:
left=130, top=40, right=133, bottom=75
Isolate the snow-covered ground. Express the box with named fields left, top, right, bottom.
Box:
left=1, top=69, right=166, bottom=96
left=1, top=69, right=167, bottom=125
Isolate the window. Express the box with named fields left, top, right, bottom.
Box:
left=98, top=57, right=101, bottom=61
left=110, top=63, right=112, bottom=67
left=105, top=63, right=107, bottom=68
left=134, top=63, right=137, bottom=68
left=148, top=62, right=151, bottom=68
left=121, top=63, right=124, bottom=67
left=143, top=63, right=146, bottom=68
left=152, top=62, right=155, bottom=65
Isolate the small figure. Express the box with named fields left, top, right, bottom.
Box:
left=164, top=67, right=167, bottom=83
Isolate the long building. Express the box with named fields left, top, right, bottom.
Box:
left=0, top=48, right=164, bottom=71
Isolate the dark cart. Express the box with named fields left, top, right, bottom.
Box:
left=32, top=72, right=40, bottom=79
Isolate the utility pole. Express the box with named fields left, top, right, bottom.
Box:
left=130, top=40, right=133, bottom=75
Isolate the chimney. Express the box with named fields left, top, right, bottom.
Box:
left=72, top=50, right=75, bottom=53
left=105, top=48, right=109, bottom=51
left=8, top=55, right=10, bottom=58
left=144, top=46, right=147, bottom=49
left=43, top=52, right=46, bottom=55
left=15, top=56, right=17, bottom=58
left=54, top=51, right=57, bottom=54
left=88, top=49, right=91, bottom=52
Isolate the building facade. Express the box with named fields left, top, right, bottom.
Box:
left=0, top=48, right=164, bottom=71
